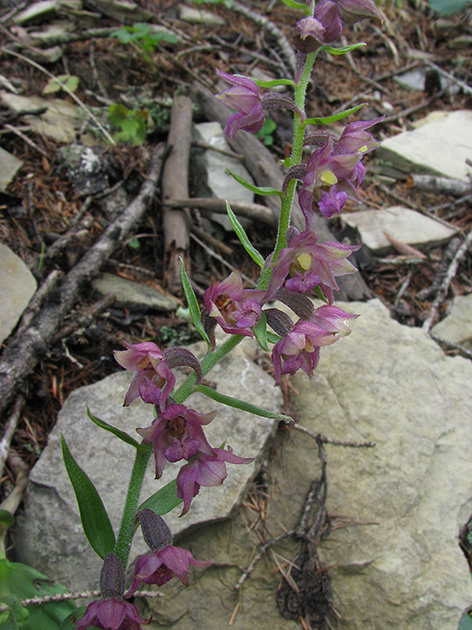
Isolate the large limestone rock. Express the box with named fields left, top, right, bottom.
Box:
left=0, top=244, right=37, bottom=345
left=138, top=300, right=472, bottom=630
left=432, top=293, right=472, bottom=350
left=15, top=337, right=281, bottom=592
left=377, top=110, right=472, bottom=182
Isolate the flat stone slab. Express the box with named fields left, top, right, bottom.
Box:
left=15, top=336, right=281, bottom=592
left=0, top=243, right=37, bottom=345
left=0, top=92, right=79, bottom=144
left=178, top=5, right=225, bottom=25
left=377, top=109, right=472, bottom=182
left=432, top=292, right=472, bottom=350
left=92, top=273, right=180, bottom=312
left=0, top=147, right=23, bottom=192
left=340, top=205, right=457, bottom=254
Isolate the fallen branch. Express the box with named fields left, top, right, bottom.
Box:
left=165, top=198, right=275, bottom=226
left=423, top=228, right=472, bottom=333
left=162, top=95, right=193, bottom=295
left=408, top=174, right=471, bottom=197
left=0, top=144, right=166, bottom=421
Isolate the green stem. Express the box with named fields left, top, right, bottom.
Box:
left=114, top=442, right=153, bottom=569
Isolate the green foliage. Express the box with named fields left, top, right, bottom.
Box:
left=459, top=611, right=472, bottom=630
left=111, top=22, right=178, bottom=51
left=43, top=75, right=79, bottom=95
left=138, top=479, right=183, bottom=514
left=226, top=202, right=265, bottom=268
left=0, top=559, right=76, bottom=629
left=86, top=408, right=140, bottom=449
left=192, top=0, right=234, bottom=8
left=180, top=259, right=211, bottom=347
left=225, top=169, right=284, bottom=197
left=429, top=0, right=469, bottom=14
left=108, top=104, right=148, bottom=145
left=255, top=117, right=277, bottom=146
left=61, top=436, right=116, bottom=559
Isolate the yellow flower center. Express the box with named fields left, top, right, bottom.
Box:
left=320, top=170, right=338, bottom=186
left=297, top=253, right=312, bottom=271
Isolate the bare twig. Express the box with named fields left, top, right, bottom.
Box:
left=0, top=397, right=25, bottom=480
left=0, top=145, right=166, bottom=419
left=165, top=198, right=275, bottom=226
left=423, top=228, right=472, bottom=332
left=292, top=423, right=376, bottom=448
left=424, top=60, right=472, bottom=97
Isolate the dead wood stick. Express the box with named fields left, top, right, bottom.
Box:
left=0, top=144, right=165, bottom=422
left=162, top=95, right=193, bottom=295
left=191, top=82, right=372, bottom=302
left=423, top=228, right=472, bottom=333
left=166, top=198, right=275, bottom=225
left=0, top=396, right=24, bottom=480
left=408, top=174, right=471, bottom=197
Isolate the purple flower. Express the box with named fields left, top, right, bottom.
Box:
left=75, top=553, right=150, bottom=630
left=336, top=117, right=383, bottom=155
left=137, top=404, right=216, bottom=478
left=127, top=546, right=212, bottom=595
left=293, top=17, right=326, bottom=53
left=310, top=0, right=381, bottom=44
left=204, top=271, right=265, bottom=337
left=272, top=306, right=358, bottom=383
left=75, top=599, right=150, bottom=630
left=215, top=69, right=265, bottom=139
left=114, top=342, right=175, bottom=410
left=267, top=229, right=359, bottom=304
left=299, top=137, right=363, bottom=222
left=177, top=447, right=254, bottom=516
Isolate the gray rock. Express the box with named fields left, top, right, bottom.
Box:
left=92, top=272, right=180, bottom=312
left=192, top=121, right=255, bottom=230
left=90, top=0, right=152, bottom=21
left=340, top=205, right=457, bottom=254
left=0, top=92, right=79, bottom=143
left=15, top=336, right=281, bottom=592
left=12, top=0, right=82, bottom=25
left=29, top=20, right=71, bottom=45
left=138, top=299, right=472, bottom=630
left=377, top=110, right=472, bottom=182
left=58, top=144, right=109, bottom=196
left=0, top=146, right=23, bottom=192
left=291, top=299, right=472, bottom=630
left=394, top=68, right=458, bottom=93
left=432, top=292, right=472, bottom=350
left=0, top=243, right=37, bottom=345
left=177, top=5, right=225, bottom=25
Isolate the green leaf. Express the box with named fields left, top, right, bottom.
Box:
left=43, top=75, right=79, bottom=95
left=313, top=285, right=328, bottom=303
left=252, top=77, right=296, bottom=88
left=61, top=436, right=116, bottom=559
left=0, top=595, right=28, bottom=626
left=429, top=0, right=469, bottom=15
left=86, top=408, right=140, bottom=448
left=0, top=610, right=19, bottom=629
left=267, top=331, right=281, bottom=344
left=180, top=259, right=211, bottom=347
left=226, top=202, right=265, bottom=268
left=320, top=42, right=367, bottom=55
left=459, top=612, right=472, bottom=630
left=253, top=311, right=269, bottom=351
left=138, top=479, right=183, bottom=515
left=57, top=607, right=87, bottom=630
left=304, top=103, right=365, bottom=126
left=108, top=103, right=128, bottom=126
left=195, top=384, right=293, bottom=422
left=225, top=169, right=284, bottom=198
left=0, top=560, right=76, bottom=630
left=0, top=510, right=13, bottom=529
left=280, top=0, right=310, bottom=13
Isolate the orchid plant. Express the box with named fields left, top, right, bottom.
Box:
left=60, top=1, right=384, bottom=628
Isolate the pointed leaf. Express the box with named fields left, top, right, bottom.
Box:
left=252, top=77, right=296, bottom=88
left=138, top=479, right=182, bottom=515
left=61, top=436, right=116, bottom=559
left=57, top=607, right=87, bottom=630
left=180, top=259, right=211, bottom=347
left=304, top=104, right=365, bottom=126
left=195, top=385, right=292, bottom=422
left=226, top=202, right=265, bottom=268
left=320, top=42, right=367, bottom=55
left=267, top=331, right=281, bottom=344
left=253, top=310, right=269, bottom=351
left=280, top=0, right=310, bottom=13
left=86, top=408, right=140, bottom=448
left=225, top=169, right=284, bottom=198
